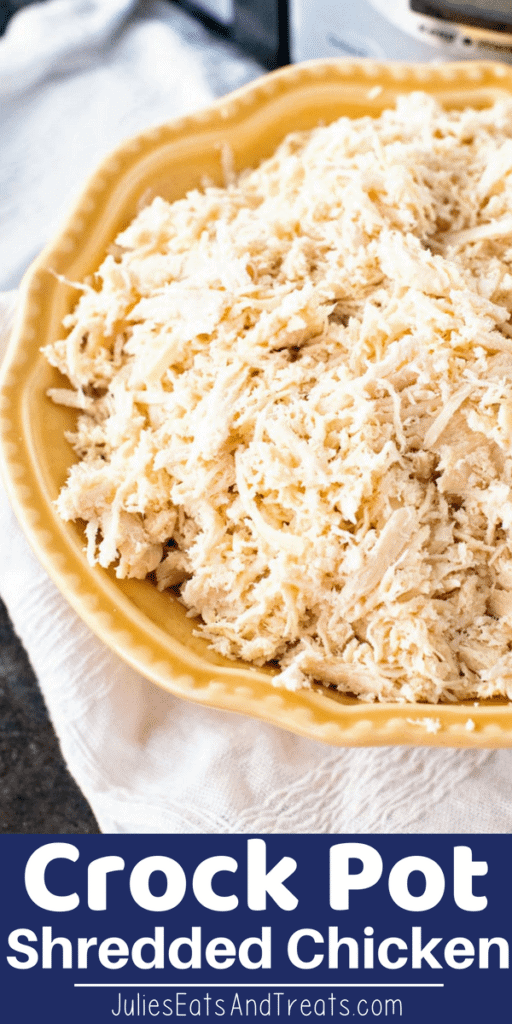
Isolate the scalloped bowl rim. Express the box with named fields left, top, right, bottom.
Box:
left=2, top=58, right=512, bottom=747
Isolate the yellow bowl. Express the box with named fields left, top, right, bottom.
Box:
left=3, top=58, right=512, bottom=748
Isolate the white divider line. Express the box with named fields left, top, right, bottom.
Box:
left=74, top=983, right=444, bottom=988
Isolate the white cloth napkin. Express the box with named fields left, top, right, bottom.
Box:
left=1, top=0, right=512, bottom=834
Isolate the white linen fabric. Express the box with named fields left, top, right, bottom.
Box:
left=1, top=0, right=511, bottom=834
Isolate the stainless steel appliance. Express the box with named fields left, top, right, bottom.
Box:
left=290, top=0, right=512, bottom=63
left=176, top=0, right=289, bottom=68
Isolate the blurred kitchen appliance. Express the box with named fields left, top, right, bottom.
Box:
left=1, top=0, right=41, bottom=35
left=290, top=0, right=512, bottom=62
left=175, top=0, right=289, bottom=68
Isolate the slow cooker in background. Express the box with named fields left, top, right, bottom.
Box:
left=175, top=0, right=289, bottom=67
left=175, top=0, right=512, bottom=65
left=290, top=0, right=512, bottom=63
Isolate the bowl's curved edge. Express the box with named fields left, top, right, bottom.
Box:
left=2, top=58, right=512, bottom=748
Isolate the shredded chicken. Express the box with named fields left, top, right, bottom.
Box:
left=43, top=92, right=512, bottom=702
left=406, top=717, right=442, bottom=734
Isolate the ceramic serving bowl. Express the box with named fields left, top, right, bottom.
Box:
left=2, top=58, right=512, bottom=748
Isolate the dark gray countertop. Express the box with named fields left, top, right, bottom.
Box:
left=0, top=596, right=99, bottom=833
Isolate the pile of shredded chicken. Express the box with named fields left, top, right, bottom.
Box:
left=44, top=92, right=512, bottom=702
